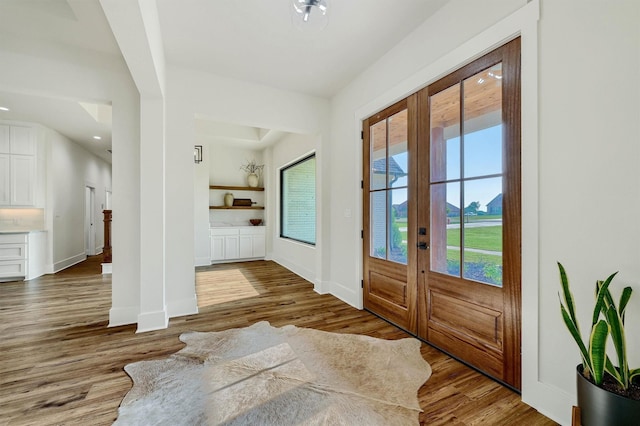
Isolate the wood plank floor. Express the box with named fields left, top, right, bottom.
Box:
left=0, top=257, right=556, bottom=425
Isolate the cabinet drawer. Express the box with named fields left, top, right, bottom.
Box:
left=0, top=243, right=26, bottom=261
left=0, top=259, right=26, bottom=278
left=239, top=226, right=265, bottom=235
left=210, top=228, right=239, bottom=237
left=0, top=234, right=28, bottom=244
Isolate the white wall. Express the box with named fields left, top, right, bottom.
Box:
left=327, top=0, right=640, bottom=424
left=536, top=0, right=640, bottom=419
left=266, top=133, right=317, bottom=285
left=46, top=127, right=112, bottom=272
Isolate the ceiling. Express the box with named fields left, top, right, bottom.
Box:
left=155, top=0, right=449, bottom=97
left=0, top=0, right=449, bottom=157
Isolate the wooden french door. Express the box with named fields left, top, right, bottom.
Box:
left=363, top=38, right=521, bottom=389
left=363, top=96, right=418, bottom=333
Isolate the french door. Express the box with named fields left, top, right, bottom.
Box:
left=362, top=96, right=418, bottom=332
left=363, top=38, right=521, bottom=389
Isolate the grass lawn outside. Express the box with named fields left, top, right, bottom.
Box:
left=447, top=226, right=502, bottom=252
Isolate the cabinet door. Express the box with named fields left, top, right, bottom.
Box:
left=0, top=154, right=10, bottom=205
left=211, top=236, right=225, bottom=261
left=224, top=235, right=239, bottom=259
left=11, top=155, right=35, bottom=206
left=239, top=235, right=252, bottom=258
left=0, top=260, right=26, bottom=278
left=10, top=126, right=35, bottom=156
left=0, top=125, right=9, bottom=154
left=252, top=234, right=266, bottom=257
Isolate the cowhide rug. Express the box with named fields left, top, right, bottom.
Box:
left=114, top=321, right=431, bottom=425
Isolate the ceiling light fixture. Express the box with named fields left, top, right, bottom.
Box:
left=0, top=107, right=9, bottom=111
left=291, top=0, right=328, bottom=31
left=93, top=135, right=102, bottom=140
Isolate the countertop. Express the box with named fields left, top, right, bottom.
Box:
left=0, top=229, right=47, bottom=234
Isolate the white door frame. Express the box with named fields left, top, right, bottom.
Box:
left=85, top=185, right=96, bottom=256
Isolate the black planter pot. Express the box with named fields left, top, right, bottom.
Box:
left=577, top=365, right=640, bottom=426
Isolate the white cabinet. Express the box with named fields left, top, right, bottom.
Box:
left=211, top=235, right=224, bottom=261
left=0, top=125, right=9, bottom=153
left=0, top=232, right=47, bottom=281
left=0, top=233, right=27, bottom=281
left=0, top=124, right=36, bottom=207
left=210, top=226, right=266, bottom=262
left=0, top=154, right=9, bottom=205
left=240, top=227, right=266, bottom=258
left=11, top=155, right=35, bottom=206
left=9, top=126, right=36, bottom=155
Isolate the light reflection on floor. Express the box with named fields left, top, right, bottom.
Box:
left=196, top=268, right=265, bottom=308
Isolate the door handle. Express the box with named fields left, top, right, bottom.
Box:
left=417, top=242, right=429, bottom=250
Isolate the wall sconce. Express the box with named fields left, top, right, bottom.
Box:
left=194, top=145, right=203, bottom=164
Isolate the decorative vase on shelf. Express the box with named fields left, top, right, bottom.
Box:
left=224, top=193, right=234, bottom=207
left=247, top=173, right=259, bottom=188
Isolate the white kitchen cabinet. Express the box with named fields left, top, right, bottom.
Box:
left=210, top=226, right=266, bottom=262
left=0, top=124, right=36, bottom=207
left=211, top=235, right=224, bottom=261
left=10, top=126, right=35, bottom=155
left=10, top=155, right=35, bottom=206
left=0, top=233, right=27, bottom=281
left=224, top=235, right=239, bottom=259
left=0, top=154, right=9, bottom=205
left=0, top=232, right=47, bottom=282
left=239, top=235, right=253, bottom=258
left=239, top=227, right=266, bottom=258
left=0, top=125, right=9, bottom=153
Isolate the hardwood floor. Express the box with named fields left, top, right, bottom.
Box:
left=0, top=257, right=556, bottom=425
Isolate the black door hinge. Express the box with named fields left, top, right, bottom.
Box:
left=361, top=230, right=364, bottom=239
left=361, top=130, right=364, bottom=140
left=361, top=180, right=363, bottom=189
left=361, top=279, right=364, bottom=288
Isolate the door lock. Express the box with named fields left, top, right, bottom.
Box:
left=417, top=242, right=429, bottom=250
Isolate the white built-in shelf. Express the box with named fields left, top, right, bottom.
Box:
left=209, top=185, right=264, bottom=192
left=209, top=206, right=265, bottom=210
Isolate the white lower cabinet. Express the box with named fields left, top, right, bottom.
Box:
left=0, top=233, right=27, bottom=280
left=210, top=226, right=266, bottom=262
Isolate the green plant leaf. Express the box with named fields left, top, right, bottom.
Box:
left=619, top=286, right=633, bottom=324
left=605, top=306, right=629, bottom=389
left=558, top=263, right=579, bottom=326
left=630, top=368, right=640, bottom=382
left=588, top=319, right=609, bottom=385
left=593, top=272, right=618, bottom=325
left=605, top=357, right=625, bottom=388
left=560, top=296, right=591, bottom=374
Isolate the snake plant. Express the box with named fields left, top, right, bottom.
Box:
left=558, top=262, right=640, bottom=391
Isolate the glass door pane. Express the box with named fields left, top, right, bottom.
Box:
left=368, top=108, right=408, bottom=265
left=430, top=63, right=504, bottom=287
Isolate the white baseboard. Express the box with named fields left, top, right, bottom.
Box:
left=101, top=263, right=112, bottom=274
left=167, top=296, right=199, bottom=318
left=53, top=253, right=86, bottom=273
left=194, top=256, right=211, bottom=267
left=313, top=279, right=328, bottom=294
left=210, top=257, right=265, bottom=265
left=109, top=306, right=139, bottom=327
left=522, top=378, right=573, bottom=425
left=271, top=256, right=315, bottom=285
left=136, top=309, right=168, bottom=333
left=326, top=280, right=361, bottom=309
